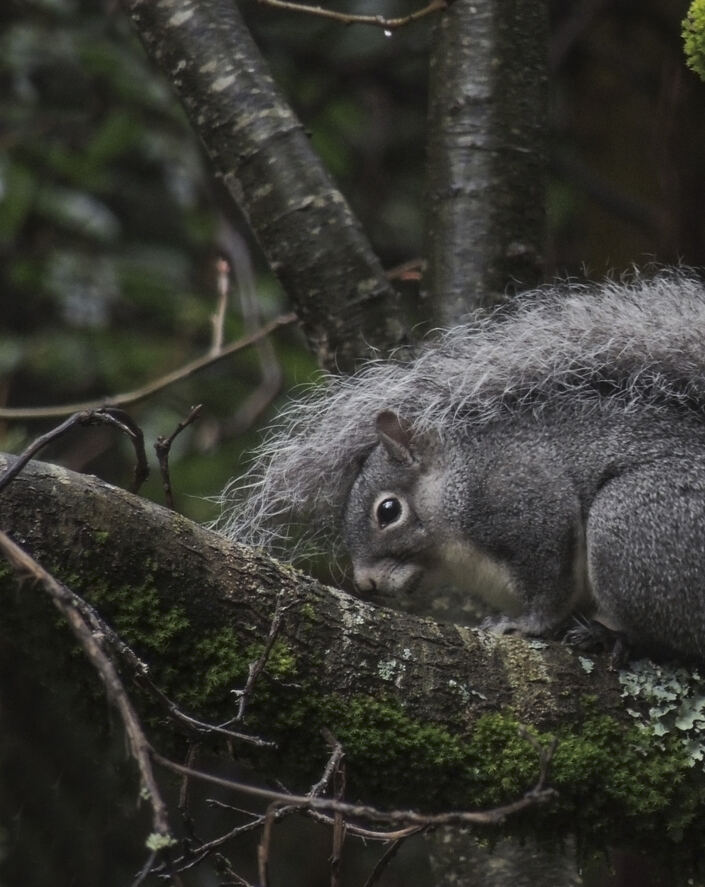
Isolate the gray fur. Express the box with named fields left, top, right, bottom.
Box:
left=217, top=271, right=705, bottom=559
left=216, top=271, right=705, bottom=657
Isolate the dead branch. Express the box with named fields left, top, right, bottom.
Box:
left=256, top=0, right=447, bottom=31
left=361, top=833, right=422, bottom=887
left=0, top=407, right=148, bottom=494
left=0, top=312, right=296, bottom=421
left=310, top=730, right=345, bottom=799
left=155, top=404, right=203, bottom=510
left=153, top=746, right=557, bottom=831
left=0, top=531, right=173, bottom=850
left=230, top=591, right=295, bottom=724
left=211, top=257, right=231, bottom=356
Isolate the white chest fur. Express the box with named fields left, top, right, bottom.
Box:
left=438, top=539, right=523, bottom=616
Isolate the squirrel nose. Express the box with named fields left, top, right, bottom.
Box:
left=352, top=567, right=378, bottom=593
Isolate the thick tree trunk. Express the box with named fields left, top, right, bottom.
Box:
left=424, top=0, right=548, bottom=321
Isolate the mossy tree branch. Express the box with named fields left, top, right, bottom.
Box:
left=1, top=454, right=704, bottom=868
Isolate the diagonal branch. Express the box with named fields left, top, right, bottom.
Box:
left=0, top=531, right=173, bottom=849
left=0, top=312, right=296, bottom=421
left=119, top=0, right=407, bottom=370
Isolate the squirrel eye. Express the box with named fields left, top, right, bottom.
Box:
left=376, top=497, right=402, bottom=528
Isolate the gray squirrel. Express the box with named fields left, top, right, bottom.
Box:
left=218, top=272, right=705, bottom=660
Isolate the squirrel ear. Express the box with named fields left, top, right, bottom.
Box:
left=375, top=410, right=416, bottom=464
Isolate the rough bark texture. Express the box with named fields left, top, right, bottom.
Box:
left=2, top=454, right=705, bottom=871
left=119, top=0, right=406, bottom=370
left=424, top=0, right=548, bottom=321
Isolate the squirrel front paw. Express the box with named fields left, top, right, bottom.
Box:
left=480, top=615, right=526, bottom=636
left=480, top=612, right=560, bottom=639
left=563, top=617, right=630, bottom=669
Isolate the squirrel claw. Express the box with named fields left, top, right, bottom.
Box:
left=563, top=617, right=631, bottom=669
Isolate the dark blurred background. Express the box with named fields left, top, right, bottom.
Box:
left=0, top=1, right=703, bottom=884
left=1, top=0, right=703, bottom=516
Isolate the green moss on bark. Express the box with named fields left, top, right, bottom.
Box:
left=3, top=543, right=705, bottom=873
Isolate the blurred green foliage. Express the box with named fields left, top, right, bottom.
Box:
left=0, top=0, right=309, bottom=520
left=684, top=0, right=705, bottom=80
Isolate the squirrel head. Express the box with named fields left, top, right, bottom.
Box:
left=342, top=410, right=446, bottom=598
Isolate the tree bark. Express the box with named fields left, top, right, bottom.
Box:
left=1, top=454, right=703, bottom=871
left=424, top=0, right=548, bottom=321
left=119, top=0, right=406, bottom=370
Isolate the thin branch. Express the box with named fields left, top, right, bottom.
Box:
left=155, top=404, right=203, bottom=510
left=211, top=257, right=231, bottom=355
left=229, top=592, right=294, bottom=724
left=258, top=803, right=275, bottom=887
left=152, top=695, right=276, bottom=748
left=178, top=742, right=201, bottom=815
left=73, top=591, right=276, bottom=748
left=2, top=538, right=275, bottom=750
left=0, top=532, right=173, bottom=846
left=213, top=226, right=284, bottom=442
left=131, top=850, right=158, bottom=887
left=153, top=745, right=557, bottom=831
left=213, top=853, right=257, bottom=887
left=361, top=833, right=422, bottom=887
left=0, top=408, right=148, bottom=494
left=79, top=596, right=277, bottom=748
left=256, top=0, right=447, bottom=30
left=329, top=744, right=346, bottom=887
left=0, top=312, right=297, bottom=421
left=310, top=731, right=345, bottom=799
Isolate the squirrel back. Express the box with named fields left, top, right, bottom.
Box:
left=218, top=272, right=705, bottom=555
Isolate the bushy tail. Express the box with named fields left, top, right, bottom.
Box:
left=215, top=271, right=705, bottom=555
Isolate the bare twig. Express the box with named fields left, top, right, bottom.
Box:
left=153, top=743, right=557, bottom=831
left=256, top=0, right=447, bottom=30
left=198, top=226, right=284, bottom=447
left=208, top=795, right=421, bottom=844
left=0, top=407, right=148, bottom=494
left=361, top=833, right=422, bottom=887
left=0, top=532, right=173, bottom=847
left=229, top=592, right=294, bottom=724
left=211, top=257, right=231, bottom=355
left=32, top=570, right=275, bottom=750
left=178, top=742, right=201, bottom=815
left=329, top=740, right=346, bottom=887
left=0, top=312, right=297, bottom=421
left=310, top=730, right=345, bottom=799
left=131, top=850, right=159, bottom=887
left=214, top=852, right=257, bottom=887
left=155, top=697, right=277, bottom=748
left=258, top=803, right=276, bottom=887
left=80, top=605, right=276, bottom=748
left=155, top=404, right=203, bottom=510
left=73, top=596, right=276, bottom=748
left=518, top=726, right=558, bottom=788
left=161, top=727, right=450, bottom=880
